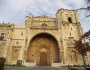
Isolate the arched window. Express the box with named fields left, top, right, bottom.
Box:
left=68, top=17, right=72, bottom=23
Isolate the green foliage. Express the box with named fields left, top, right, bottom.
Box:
left=74, top=30, right=90, bottom=55
left=87, top=68, right=90, bottom=70
left=86, top=0, right=90, bottom=4
left=0, top=57, right=6, bottom=70
left=0, top=57, right=6, bottom=65
left=71, top=68, right=78, bottom=70
left=74, top=39, right=88, bottom=55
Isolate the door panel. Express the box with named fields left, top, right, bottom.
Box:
left=40, top=52, right=47, bottom=66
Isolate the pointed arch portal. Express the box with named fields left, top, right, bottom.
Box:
left=27, top=33, right=60, bottom=66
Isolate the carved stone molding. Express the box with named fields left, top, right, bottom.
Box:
left=29, top=16, right=58, bottom=29
left=27, top=34, right=60, bottom=65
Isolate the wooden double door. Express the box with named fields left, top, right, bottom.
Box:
left=40, top=52, right=47, bottom=66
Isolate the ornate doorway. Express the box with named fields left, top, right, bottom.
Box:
left=27, top=33, right=60, bottom=66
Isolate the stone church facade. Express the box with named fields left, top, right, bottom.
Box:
left=0, top=8, right=90, bottom=66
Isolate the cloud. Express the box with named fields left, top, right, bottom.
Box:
left=81, top=15, right=90, bottom=32
left=0, top=0, right=89, bottom=32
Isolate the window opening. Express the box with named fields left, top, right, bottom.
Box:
left=71, top=27, right=72, bottom=30
left=1, top=33, right=5, bottom=37
left=68, top=17, right=72, bottom=23
left=0, top=33, right=5, bottom=40
left=70, top=33, right=71, bottom=36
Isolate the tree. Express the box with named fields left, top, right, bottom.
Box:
left=81, top=30, right=90, bottom=46
left=86, top=0, right=90, bottom=5
left=74, top=30, right=90, bottom=70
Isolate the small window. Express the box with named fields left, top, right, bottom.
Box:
left=0, top=33, right=5, bottom=40
left=70, top=33, right=71, bottom=36
left=42, top=23, right=47, bottom=27
left=41, top=23, right=47, bottom=28
left=1, top=33, right=5, bottom=37
left=68, top=17, right=72, bottom=23
left=16, top=42, right=19, bottom=44
left=21, top=32, right=23, bottom=35
left=71, top=27, right=72, bottom=30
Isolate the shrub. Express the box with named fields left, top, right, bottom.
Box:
left=71, top=68, right=78, bottom=70
left=87, top=68, right=90, bottom=70
left=0, top=57, right=6, bottom=70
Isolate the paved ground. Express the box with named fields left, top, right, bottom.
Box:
left=4, top=66, right=87, bottom=70
left=4, top=66, right=69, bottom=70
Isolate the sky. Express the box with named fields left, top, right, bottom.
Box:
left=0, top=0, right=90, bottom=32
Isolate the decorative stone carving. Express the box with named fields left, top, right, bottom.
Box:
left=30, top=16, right=57, bottom=29
left=66, top=47, right=77, bottom=64
left=13, top=50, right=19, bottom=60
left=27, top=34, right=60, bottom=65
left=66, top=40, right=75, bottom=47
left=0, top=41, right=6, bottom=57
left=12, top=46, right=21, bottom=61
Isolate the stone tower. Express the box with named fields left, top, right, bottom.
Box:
left=56, top=9, right=83, bottom=65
